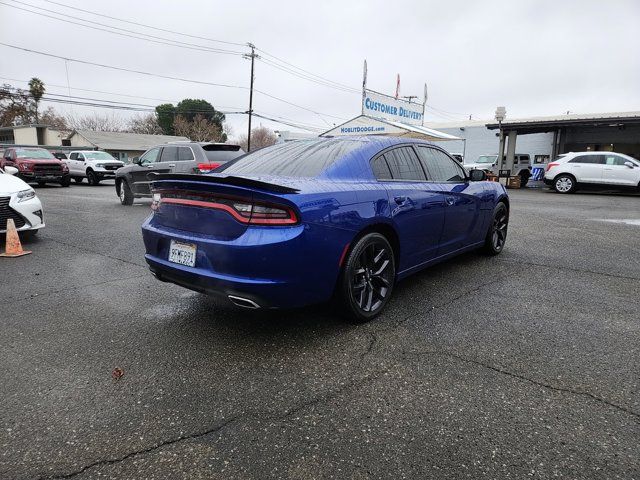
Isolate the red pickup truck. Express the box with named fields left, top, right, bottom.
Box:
left=1, top=147, right=71, bottom=187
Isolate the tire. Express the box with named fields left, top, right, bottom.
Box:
left=553, top=174, right=576, bottom=194
left=482, top=202, right=509, bottom=255
left=338, top=233, right=396, bottom=323
left=60, top=176, right=71, bottom=187
left=118, top=180, right=134, bottom=205
left=519, top=172, right=530, bottom=187
left=74, top=177, right=83, bottom=184
left=87, top=170, right=100, bottom=186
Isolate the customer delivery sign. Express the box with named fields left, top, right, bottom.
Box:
left=362, top=89, right=425, bottom=126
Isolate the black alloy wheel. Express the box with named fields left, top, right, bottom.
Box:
left=340, top=233, right=395, bottom=322
left=483, top=202, right=508, bottom=255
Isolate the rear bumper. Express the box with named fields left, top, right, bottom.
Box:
left=141, top=217, right=351, bottom=309
left=543, top=177, right=554, bottom=186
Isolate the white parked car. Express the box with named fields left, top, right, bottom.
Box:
left=0, top=166, right=44, bottom=238
left=67, top=150, right=124, bottom=185
left=544, top=151, right=640, bottom=193
left=464, top=154, right=533, bottom=186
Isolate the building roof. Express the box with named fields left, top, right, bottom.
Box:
left=69, top=130, right=191, bottom=151
left=485, top=111, right=640, bottom=132
left=320, top=115, right=461, bottom=141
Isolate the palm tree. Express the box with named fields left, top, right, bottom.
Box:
left=28, top=77, right=45, bottom=123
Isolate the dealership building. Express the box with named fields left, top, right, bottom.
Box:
left=428, top=111, right=640, bottom=166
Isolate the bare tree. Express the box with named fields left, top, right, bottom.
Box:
left=127, top=113, right=162, bottom=134
left=40, top=106, right=70, bottom=133
left=66, top=112, right=127, bottom=132
left=0, top=84, right=33, bottom=126
left=173, top=114, right=226, bottom=142
left=236, top=125, right=277, bottom=152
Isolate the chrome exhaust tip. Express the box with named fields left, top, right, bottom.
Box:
left=228, top=295, right=260, bottom=309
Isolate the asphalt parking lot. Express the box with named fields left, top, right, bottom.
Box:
left=1, top=181, right=639, bottom=479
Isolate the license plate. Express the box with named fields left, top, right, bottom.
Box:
left=168, top=240, right=197, bottom=267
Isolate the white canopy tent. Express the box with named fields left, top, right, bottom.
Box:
left=320, top=115, right=461, bottom=141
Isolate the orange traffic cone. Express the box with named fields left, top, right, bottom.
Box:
left=0, top=219, right=31, bottom=257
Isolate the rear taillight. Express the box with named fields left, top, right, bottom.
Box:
left=153, top=190, right=298, bottom=226
left=196, top=162, right=221, bottom=173
left=546, top=162, right=559, bottom=172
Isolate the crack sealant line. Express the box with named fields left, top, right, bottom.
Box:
left=1, top=273, right=149, bottom=307
left=496, top=258, right=640, bottom=281
left=40, top=236, right=147, bottom=269
left=400, top=348, right=640, bottom=422
left=37, top=370, right=389, bottom=480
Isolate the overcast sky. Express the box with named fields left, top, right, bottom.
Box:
left=1, top=0, right=639, bottom=139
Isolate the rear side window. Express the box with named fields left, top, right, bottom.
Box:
left=178, top=147, right=194, bottom=161
left=219, top=139, right=363, bottom=178
left=569, top=155, right=605, bottom=164
left=160, top=146, right=178, bottom=162
left=416, top=147, right=466, bottom=182
left=382, top=147, right=426, bottom=181
left=371, top=155, right=392, bottom=180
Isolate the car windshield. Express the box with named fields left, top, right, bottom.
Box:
left=218, top=139, right=364, bottom=178
left=476, top=155, right=498, bottom=164
left=15, top=148, right=55, bottom=159
left=84, top=152, right=116, bottom=160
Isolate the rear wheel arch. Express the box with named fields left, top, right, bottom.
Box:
left=348, top=222, right=400, bottom=267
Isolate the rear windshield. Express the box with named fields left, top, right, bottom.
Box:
left=218, top=139, right=363, bottom=178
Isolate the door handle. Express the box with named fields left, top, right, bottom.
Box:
left=445, top=196, right=455, bottom=206
left=394, top=196, right=407, bottom=205
left=168, top=164, right=176, bottom=167
left=146, top=164, right=154, bottom=168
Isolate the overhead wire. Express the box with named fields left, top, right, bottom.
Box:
left=0, top=0, right=245, bottom=56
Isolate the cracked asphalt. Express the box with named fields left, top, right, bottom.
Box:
left=1, top=182, right=639, bottom=479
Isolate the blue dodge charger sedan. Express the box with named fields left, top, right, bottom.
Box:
left=141, top=136, right=509, bottom=321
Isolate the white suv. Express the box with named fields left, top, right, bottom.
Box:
left=544, top=151, right=640, bottom=193
left=67, top=151, right=124, bottom=185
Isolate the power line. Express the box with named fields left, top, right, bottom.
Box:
left=256, top=47, right=358, bottom=92
left=40, top=0, right=246, bottom=47
left=1, top=0, right=245, bottom=56
left=252, top=113, right=322, bottom=133
left=0, top=43, right=346, bottom=122
left=37, top=0, right=356, bottom=95
left=0, top=76, right=243, bottom=110
left=258, top=57, right=360, bottom=95
left=0, top=42, right=248, bottom=89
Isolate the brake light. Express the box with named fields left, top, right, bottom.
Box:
left=196, top=162, right=221, bottom=173
left=546, top=162, right=559, bottom=172
left=152, top=190, right=298, bottom=225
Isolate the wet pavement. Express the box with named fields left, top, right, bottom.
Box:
left=1, top=182, right=639, bottom=479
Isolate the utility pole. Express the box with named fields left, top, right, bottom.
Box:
left=243, top=43, right=259, bottom=152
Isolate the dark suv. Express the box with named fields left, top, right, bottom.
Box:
left=1, top=147, right=71, bottom=187
left=115, top=142, right=244, bottom=205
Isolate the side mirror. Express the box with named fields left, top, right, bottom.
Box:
left=4, top=166, right=19, bottom=175
left=132, top=157, right=141, bottom=165
left=468, top=169, right=487, bottom=182
left=624, top=161, right=635, bottom=168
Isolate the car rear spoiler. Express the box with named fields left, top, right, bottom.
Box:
left=147, top=172, right=299, bottom=194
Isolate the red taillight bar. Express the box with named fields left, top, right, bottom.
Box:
left=546, top=162, right=559, bottom=172
left=153, top=191, right=298, bottom=226
left=196, top=162, right=221, bottom=172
